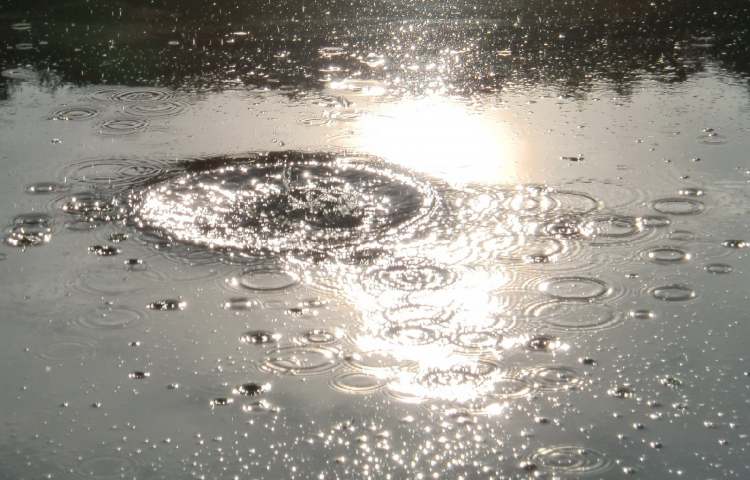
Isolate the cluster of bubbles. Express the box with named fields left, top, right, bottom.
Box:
left=4, top=212, right=53, bottom=248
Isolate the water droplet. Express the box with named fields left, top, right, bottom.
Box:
left=128, top=371, right=150, bottom=380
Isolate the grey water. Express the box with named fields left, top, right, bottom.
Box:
left=1, top=1, right=750, bottom=478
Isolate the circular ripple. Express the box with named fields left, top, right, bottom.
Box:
left=77, top=455, right=136, bottom=479
left=261, top=345, right=340, bottom=375
left=383, top=302, right=455, bottom=326
left=705, top=263, right=733, bottom=274
left=98, top=118, right=148, bottom=136
left=227, top=267, right=300, bottom=292
left=386, top=359, right=501, bottom=404
left=537, top=276, right=610, bottom=301
left=36, top=337, right=97, bottom=362
left=523, top=366, right=581, bottom=392
left=651, top=284, right=696, bottom=302
left=51, top=106, right=99, bottom=121
left=550, top=190, right=600, bottom=214
left=344, top=350, right=417, bottom=373
left=98, top=89, right=174, bottom=103
left=60, top=158, right=171, bottom=191
left=124, top=100, right=186, bottom=117
left=330, top=371, right=385, bottom=394
left=302, top=329, right=339, bottom=344
left=71, top=265, right=165, bottom=296
left=581, top=215, right=647, bottom=246
left=366, top=258, right=456, bottom=294
left=529, top=446, right=612, bottom=476
left=528, top=301, right=622, bottom=332
left=450, top=330, right=506, bottom=354
left=652, top=197, right=705, bottom=215
left=381, top=324, right=440, bottom=346
left=73, top=305, right=143, bottom=330
left=643, top=246, right=692, bottom=264
left=131, top=152, right=440, bottom=256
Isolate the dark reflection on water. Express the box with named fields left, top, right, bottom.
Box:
left=1, top=0, right=750, bottom=95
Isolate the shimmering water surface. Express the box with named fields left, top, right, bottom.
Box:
left=2, top=1, right=750, bottom=478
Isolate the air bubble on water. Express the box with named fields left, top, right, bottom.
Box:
left=629, top=309, right=655, bottom=320
left=124, top=258, right=144, bottom=269
left=128, top=371, right=150, bottom=380
left=232, top=382, right=270, bottom=396
left=109, top=233, right=128, bottom=243
left=526, top=335, right=557, bottom=352
left=608, top=385, right=634, bottom=399
left=721, top=239, right=747, bottom=249
left=210, top=397, right=234, bottom=407
left=240, top=330, right=281, bottom=345
left=88, top=244, right=121, bottom=256
left=25, top=182, right=68, bottom=194
left=659, top=376, right=682, bottom=388
left=223, top=298, right=254, bottom=310
left=146, top=299, right=186, bottom=311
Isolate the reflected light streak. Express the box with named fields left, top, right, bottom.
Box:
left=356, top=96, right=522, bottom=184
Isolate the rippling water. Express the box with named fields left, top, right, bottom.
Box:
left=1, top=1, right=750, bottom=479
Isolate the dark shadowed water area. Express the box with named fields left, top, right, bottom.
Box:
left=1, top=1, right=750, bottom=478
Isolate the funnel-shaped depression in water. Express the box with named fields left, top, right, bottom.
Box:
left=130, top=151, right=442, bottom=256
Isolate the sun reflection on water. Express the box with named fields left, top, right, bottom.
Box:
left=356, top=96, right=523, bottom=185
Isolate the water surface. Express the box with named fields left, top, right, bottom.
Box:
left=1, top=1, right=750, bottom=479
